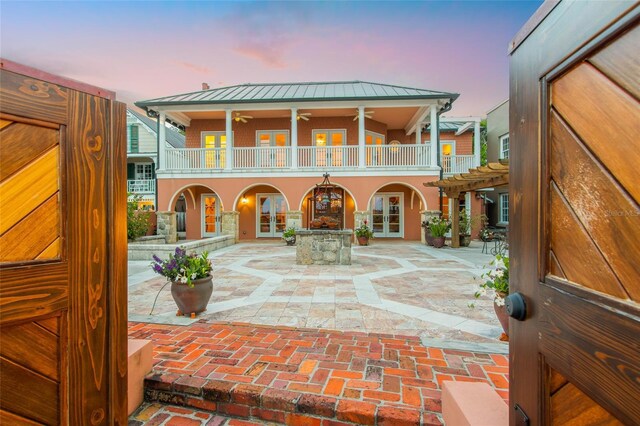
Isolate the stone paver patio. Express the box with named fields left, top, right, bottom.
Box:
left=129, top=241, right=506, bottom=348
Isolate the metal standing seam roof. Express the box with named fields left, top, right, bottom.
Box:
left=135, top=80, right=459, bottom=108
left=127, top=109, right=185, bottom=148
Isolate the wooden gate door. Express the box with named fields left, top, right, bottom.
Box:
left=509, top=2, right=639, bottom=425
left=0, top=60, right=127, bottom=424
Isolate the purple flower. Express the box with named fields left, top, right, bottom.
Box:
left=152, top=263, right=163, bottom=274
left=168, top=259, right=178, bottom=270
left=175, top=247, right=186, bottom=257
left=152, top=254, right=162, bottom=263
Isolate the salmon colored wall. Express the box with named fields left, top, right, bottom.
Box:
left=185, top=117, right=391, bottom=148
left=236, top=185, right=281, bottom=240
left=423, top=130, right=473, bottom=155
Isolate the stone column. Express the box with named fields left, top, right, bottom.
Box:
left=420, top=210, right=441, bottom=244
left=221, top=211, right=240, bottom=242
left=285, top=210, right=303, bottom=229
left=156, top=211, right=177, bottom=243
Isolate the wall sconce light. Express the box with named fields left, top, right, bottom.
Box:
left=241, top=194, right=248, bottom=204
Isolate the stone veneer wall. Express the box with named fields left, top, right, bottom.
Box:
left=156, top=211, right=177, bottom=243
left=295, top=230, right=352, bottom=265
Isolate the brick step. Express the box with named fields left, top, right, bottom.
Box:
left=144, top=372, right=435, bottom=425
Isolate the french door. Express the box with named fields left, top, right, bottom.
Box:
left=370, top=193, right=403, bottom=238
left=313, top=130, right=345, bottom=167
left=257, top=194, right=286, bottom=237
left=257, top=130, right=289, bottom=168
left=202, top=131, right=227, bottom=168
left=201, top=194, right=221, bottom=237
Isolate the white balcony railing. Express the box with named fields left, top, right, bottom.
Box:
left=298, top=145, right=359, bottom=169
left=162, top=145, right=476, bottom=172
left=166, top=148, right=226, bottom=170
left=365, top=144, right=431, bottom=168
left=441, top=155, right=476, bottom=175
left=234, top=146, right=291, bottom=169
left=127, top=179, right=155, bottom=193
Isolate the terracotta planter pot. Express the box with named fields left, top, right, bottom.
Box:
left=425, top=229, right=434, bottom=246
left=171, top=275, right=213, bottom=316
left=459, top=234, right=471, bottom=247
left=494, top=297, right=509, bottom=336
left=432, top=236, right=446, bottom=248
left=357, top=236, right=369, bottom=246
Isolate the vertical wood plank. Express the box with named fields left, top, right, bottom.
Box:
left=108, top=101, right=128, bottom=424
left=67, top=90, right=109, bottom=425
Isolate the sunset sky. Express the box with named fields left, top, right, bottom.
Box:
left=1, top=1, right=541, bottom=116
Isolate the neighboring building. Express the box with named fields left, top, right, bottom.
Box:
left=485, top=99, right=509, bottom=227
left=126, top=108, right=185, bottom=209
left=135, top=81, right=482, bottom=241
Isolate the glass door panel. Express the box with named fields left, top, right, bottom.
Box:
left=275, top=132, right=288, bottom=167
left=273, top=196, right=287, bottom=235
left=258, top=196, right=272, bottom=236
left=202, top=194, right=219, bottom=237
left=314, top=132, right=328, bottom=167
left=371, top=196, right=384, bottom=234
left=331, top=132, right=343, bottom=166
left=203, top=133, right=227, bottom=168
left=387, top=196, right=402, bottom=237
left=258, top=132, right=271, bottom=167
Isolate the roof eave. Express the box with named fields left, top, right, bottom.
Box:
left=135, top=93, right=459, bottom=110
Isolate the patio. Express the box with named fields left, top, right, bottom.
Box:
left=128, top=241, right=506, bottom=349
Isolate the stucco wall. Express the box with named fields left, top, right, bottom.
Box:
left=486, top=100, right=509, bottom=164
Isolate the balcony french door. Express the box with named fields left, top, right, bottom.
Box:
left=202, top=194, right=221, bottom=237
left=257, top=130, right=289, bottom=168
left=313, top=130, right=346, bottom=167
left=257, top=194, right=286, bottom=238
left=202, top=131, right=227, bottom=168
left=370, top=193, right=403, bottom=238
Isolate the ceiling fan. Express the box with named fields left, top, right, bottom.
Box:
left=353, top=109, right=375, bottom=121
left=232, top=112, right=253, bottom=123
left=281, top=112, right=312, bottom=121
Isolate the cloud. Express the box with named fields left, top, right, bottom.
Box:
left=174, top=61, right=213, bottom=75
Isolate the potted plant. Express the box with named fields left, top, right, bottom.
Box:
left=472, top=254, right=510, bottom=340
left=151, top=247, right=213, bottom=318
left=282, top=227, right=297, bottom=246
left=428, top=217, right=450, bottom=248
left=421, top=220, right=434, bottom=246
left=354, top=220, right=374, bottom=246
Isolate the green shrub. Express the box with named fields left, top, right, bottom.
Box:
left=127, top=193, right=151, bottom=241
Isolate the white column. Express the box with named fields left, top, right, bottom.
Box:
left=358, top=106, right=366, bottom=169
left=291, top=107, right=298, bottom=169
left=474, top=119, right=481, bottom=166
left=430, top=105, right=438, bottom=166
left=158, top=111, right=166, bottom=170
left=416, top=121, right=422, bottom=145
left=225, top=109, right=233, bottom=171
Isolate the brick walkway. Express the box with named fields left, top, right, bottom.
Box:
left=129, top=321, right=509, bottom=425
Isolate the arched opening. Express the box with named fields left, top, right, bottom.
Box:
left=367, top=183, right=426, bottom=240
left=299, top=184, right=357, bottom=232
left=235, top=184, right=289, bottom=240
left=168, top=184, right=222, bottom=240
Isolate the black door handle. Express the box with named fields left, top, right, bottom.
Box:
left=506, top=292, right=527, bottom=320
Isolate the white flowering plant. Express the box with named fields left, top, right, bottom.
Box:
left=472, top=254, right=509, bottom=307
left=282, top=227, right=297, bottom=242
left=151, top=247, right=212, bottom=287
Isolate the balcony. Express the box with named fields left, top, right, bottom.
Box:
left=127, top=179, right=156, bottom=194
left=164, top=145, right=438, bottom=172
left=441, top=155, right=476, bottom=175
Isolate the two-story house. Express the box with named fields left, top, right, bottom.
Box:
left=485, top=99, right=509, bottom=227
left=134, top=81, right=482, bottom=241
left=126, top=108, right=185, bottom=209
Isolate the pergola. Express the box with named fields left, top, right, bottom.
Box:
left=424, top=160, right=509, bottom=247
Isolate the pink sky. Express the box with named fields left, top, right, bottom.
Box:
left=1, top=1, right=541, bottom=116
